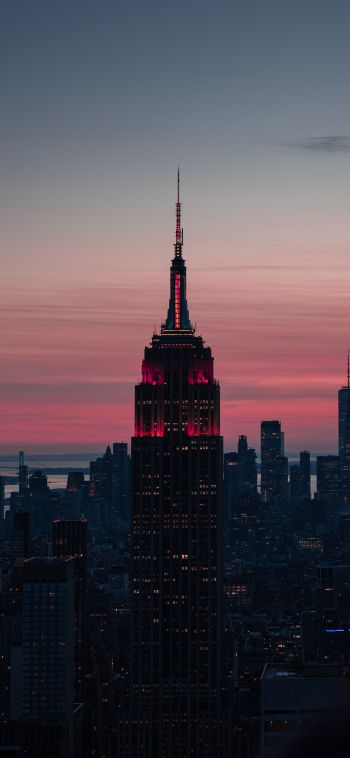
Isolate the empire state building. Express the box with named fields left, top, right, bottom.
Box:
left=128, top=174, right=226, bottom=758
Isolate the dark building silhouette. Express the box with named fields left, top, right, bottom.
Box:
left=112, top=442, right=130, bottom=519
left=340, top=379, right=350, bottom=506
left=53, top=518, right=88, bottom=702
left=317, top=455, right=340, bottom=498
left=338, top=355, right=350, bottom=464
left=11, top=511, right=31, bottom=560
left=8, top=558, right=79, bottom=758
left=66, top=471, right=85, bottom=492
left=29, top=469, right=48, bottom=493
left=126, top=173, right=226, bottom=757
left=300, top=450, right=311, bottom=501
left=90, top=445, right=113, bottom=502
left=23, top=470, right=60, bottom=535
left=18, top=450, right=28, bottom=494
left=223, top=451, right=238, bottom=527
left=289, top=464, right=301, bottom=507
left=261, top=420, right=282, bottom=504
left=231, top=492, right=264, bottom=549
left=261, top=420, right=288, bottom=511
left=89, top=445, right=114, bottom=529
left=224, top=435, right=257, bottom=525
left=0, top=475, right=4, bottom=534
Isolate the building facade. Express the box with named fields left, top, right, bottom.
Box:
left=128, top=174, right=226, bottom=757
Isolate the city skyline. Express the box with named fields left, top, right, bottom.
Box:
left=2, top=1, right=350, bottom=454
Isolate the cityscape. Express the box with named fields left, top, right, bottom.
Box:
left=1, top=179, right=350, bottom=756
left=3, top=3, right=350, bottom=757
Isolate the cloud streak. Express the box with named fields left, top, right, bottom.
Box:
left=291, top=135, right=350, bottom=154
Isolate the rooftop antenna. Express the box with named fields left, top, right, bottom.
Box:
left=175, top=167, right=183, bottom=255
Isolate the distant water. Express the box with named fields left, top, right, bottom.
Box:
left=1, top=453, right=317, bottom=500
left=0, top=453, right=102, bottom=498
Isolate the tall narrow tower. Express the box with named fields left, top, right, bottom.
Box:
left=129, top=174, right=224, bottom=757
left=338, top=352, right=350, bottom=464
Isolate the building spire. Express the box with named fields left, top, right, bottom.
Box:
left=162, top=170, right=192, bottom=334
left=175, top=167, right=183, bottom=256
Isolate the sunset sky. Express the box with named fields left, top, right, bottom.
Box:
left=2, top=0, right=350, bottom=455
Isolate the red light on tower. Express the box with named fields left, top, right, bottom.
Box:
left=175, top=273, right=181, bottom=328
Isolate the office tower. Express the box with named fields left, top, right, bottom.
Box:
left=261, top=420, right=286, bottom=506
left=316, top=456, right=340, bottom=497
left=289, top=464, right=301, bottom=507
left=11, top=511, right=31, bottom=559
left=224, top=436, right=257, bottom=525
left=299, top=450, right=311, bottom=501
left=0, top=475, right=4, bottom=534
left=18, top=450, right=28, bottom=494
left=231, top=492, right=264, bottom=549
left=66, top=471, right=85, bottom=492
left=28, top=469, right=48, bottom=492
left=237, top=435, right=257, bottom=494
left=6, top=558, right=78, bottom=757
left=53, top=519, right=88, bottom=701
left=128, top=174, right=225, bottom=757
left=338, top=354, right=350, bottom=463
left=261, top=663, right=350, bottom=758
left=25, top=470, right=59, bottom=535
left=224, top=452, right=239, bottom=526
left=112, top=442, right=131, bottom=519
left=89, top=445, right=114, bottom=528
left=90, top=444, right=113, bottom=501
left=19, top=558, right=75, bottom=719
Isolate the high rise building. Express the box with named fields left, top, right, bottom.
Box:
left=7, top=558, right=80, bottom=757
left=112, top=442, right=130, bottom=519
left=0, top=475, right=5, bottom=534
left=53, top=519, right=88, bottom=701
left=338, top=353, right=350, bottom=464
left=18, top=558, right=75, bottom=721
left=11, top=511, right=31, bottom=560
left=317, top=456, right=340, bottom=498
left=18, top=450, right=28, bottom=494
left=299, top=450, right=311, bottom=501
left=289, top=464, right=301, bottom=507
left=90, top=444, right=113, bottom=502
left=261, top=420, right=287, bottom=507
left=224, top=436, right=257, bottom=525
left=127, top=173, right=226, bottom=757
left=24, top=470, right=60, bottom=535
left=7, top=558, right=78, bottom=757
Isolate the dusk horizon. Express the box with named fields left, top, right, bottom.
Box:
left=2, top=179, right=350, bottom=456
left=2, top=1, right=350, bottom=457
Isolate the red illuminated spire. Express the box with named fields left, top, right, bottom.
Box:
left=162, top=170, right=192, bottom=333
left=175, top=167, right=183, bottom=257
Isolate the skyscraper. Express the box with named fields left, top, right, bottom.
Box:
left=112, top=442, right=130, bottom=520
left=128, top=173, right=225, bottom=757
left=338, top=354, right=350, bottom=464
left=8, top=558, right=77, bottom=757
left=53, top=519, right=88, bottom=701
left=261, top=420, right=287, bottom=507
left=299, top=450, right=311, bottom=501
left=0, top=475, right=5, bottom=535
left=224, top=435, right=257, bottom=526
left=18, top=450, right=28, bottom=494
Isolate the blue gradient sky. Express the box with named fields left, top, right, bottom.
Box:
left=2, top=0, right=350, bottom=453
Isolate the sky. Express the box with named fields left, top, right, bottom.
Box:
left=2, top=0, right=350, bottom=455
